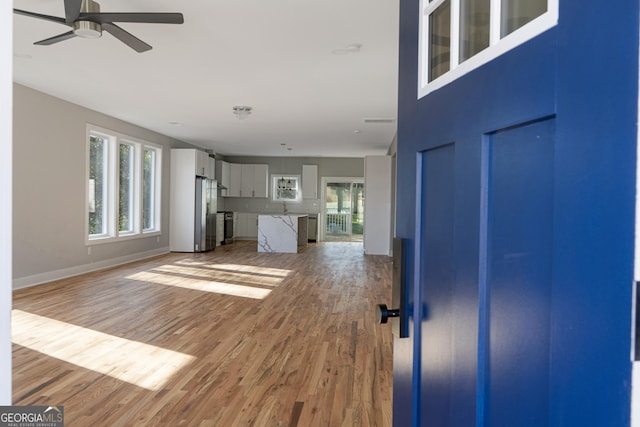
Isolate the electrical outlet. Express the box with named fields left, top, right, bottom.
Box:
left=87, top=246, right=92, bottom=255
left=157, top=236, right=160, bottom=243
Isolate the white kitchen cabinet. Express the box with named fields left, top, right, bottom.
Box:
left=253, top=164, right=269, bottom=198
left=240, top=164, right=254, bottom=197
left=170, top=149, right=197, bottom=251
left=302, top=164, right=318, bottom=199
left=173, top=148, right=211, bottom=178
left=224, top=163, right=268, bottom=198
left=195, top=150, right=211, bottom=177
left=247, top=213, right=258, bottom=237
left=215, top=160, right=230, bottom=196
left=234, top=212, right=259, bottom=239
left=208, top=157, right=216, bottom=179
left=228, top=163, right=242, bottom=197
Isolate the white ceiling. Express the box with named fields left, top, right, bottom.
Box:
left=12, top=0, right=399, bottom=158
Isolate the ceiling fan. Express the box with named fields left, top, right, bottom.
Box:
left=14, top=0, right=184, bottom=53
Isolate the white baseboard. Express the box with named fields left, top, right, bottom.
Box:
left=12, top=247, right=171, bottom=290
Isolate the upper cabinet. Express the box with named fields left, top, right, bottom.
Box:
left=225, top=163, right=269, bottom=198
left=302, top=164, right=318, bottom=199
left=252, top=164, right=269, bottom=198
left=240, top=164, right=254, bottom=197
left=195, top=149, right=211, bottom=177
left=215, top=160, right=231, bottom=196
left=173, top=149, right=212, bottom=178
left=228, top=163, right=242, bottom=197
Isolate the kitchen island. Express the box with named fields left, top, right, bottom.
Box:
left=257, top=214, right=308, bottom=253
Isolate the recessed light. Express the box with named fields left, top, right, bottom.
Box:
left=332, top=43, right=363, bottom=55
left=353, top=129, right=362, bottom=134
left=169, top=121, right=183, bottom=126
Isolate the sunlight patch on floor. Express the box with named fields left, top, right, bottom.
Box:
left=126, top=271, right=272, bottom=300
left=12, top=309, right=195, bottom=391
left=176, top=260, right=291, bottom=277
left=154, top=264, right=285, bottom=287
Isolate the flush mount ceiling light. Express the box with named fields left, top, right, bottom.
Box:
left=233, top=106, right=253, bottom=120
left=332, top=43, right=363, bottom=55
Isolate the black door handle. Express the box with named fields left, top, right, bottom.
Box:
left=376, top=238, right=408, bottom=338
left=377, top=304, right=400, bottom=324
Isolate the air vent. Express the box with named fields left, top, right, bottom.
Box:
left=363, top=118, right=396, bottom=124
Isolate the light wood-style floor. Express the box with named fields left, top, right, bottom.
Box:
left=12, top=241, right=393, bottom=426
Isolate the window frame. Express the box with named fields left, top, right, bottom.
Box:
left=418, top=0, right=558, bottom=98
left=271, top=174, right=302, bottom=203
left=118, top=140, right=139, bottom=236
left=142, top=145, right=162, bottom=233
left=85, top=124, right=162, bottom=245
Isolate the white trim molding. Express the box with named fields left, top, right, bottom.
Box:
left=418, top=0, right=559, bottom=98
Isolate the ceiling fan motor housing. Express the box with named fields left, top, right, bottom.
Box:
left=73, top=21, right=102, bottom=38
left=73, top=0, right=101, bottom=38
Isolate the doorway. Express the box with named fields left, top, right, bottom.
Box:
left=321, top=177, right=364, bottom=242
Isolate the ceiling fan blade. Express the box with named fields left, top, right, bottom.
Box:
left=102, top=23, right=152, bottom=53
left=34, top=31, right=77, bottom=46
left=81, top=12, right=184, bottom=25
left=13, top=9, right=67, bottom=25
left=64, top=0, right=82, bottom=23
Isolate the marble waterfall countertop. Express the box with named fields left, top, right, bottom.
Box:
left=257, top=214, right=308, bottom=253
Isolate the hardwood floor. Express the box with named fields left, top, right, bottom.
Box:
left=12, top=241, right=393, bottom=426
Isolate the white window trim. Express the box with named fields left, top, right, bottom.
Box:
left=142, top=145, right=162, bottom=234
left=418, top=0, right=559, bottom=98
left=118, top=139, right=140, bottom=237
left=85, top=124, right=162, bottom=245
left=271, top=174, right=302, bottom=203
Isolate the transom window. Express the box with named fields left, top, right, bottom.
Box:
left=419, top=0, right=558, bottom=97
left=87, top=125, right=162, bottom=243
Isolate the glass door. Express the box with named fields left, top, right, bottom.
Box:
left=324, top=180, right=364, bottom=242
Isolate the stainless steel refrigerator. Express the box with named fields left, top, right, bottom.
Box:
left=194, top=177, right=217, bottom=252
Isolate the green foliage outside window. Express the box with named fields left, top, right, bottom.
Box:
left=143, top=149, right=154, bottom=230
left=119, top=144, right=133, bottom=232
left=88, top=136, right=105, bottom=236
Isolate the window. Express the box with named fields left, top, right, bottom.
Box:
left=143, top=147, right=159, bottom=231
left=88, top=134, right=110, bottom=238
left=272, top=175, right=301, bottom=202
left=419, top=0, right=557, bottom=97
left=119, top=142, right=136, bottom=234
left=86, top=125, right=162, bottom=243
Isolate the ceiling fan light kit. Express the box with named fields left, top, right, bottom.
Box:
left=73, top=21, right=102, bottom=39
left=14, top=0, right=184, bottom=52
left=233, top=106, right=253, bottom=120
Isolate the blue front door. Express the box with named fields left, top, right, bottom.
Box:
left=394, top=0, right=638, bottom=425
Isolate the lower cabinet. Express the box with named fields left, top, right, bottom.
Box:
left=234, top=213, right=259, bottom=239
left=216, top=214, right=224, bottom=246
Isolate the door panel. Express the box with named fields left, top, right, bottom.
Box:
left=395, top=0, right=637, bottom=425
left=420, top=144, right=456, bottom=425
left=485, top=119, right=554, bottom=425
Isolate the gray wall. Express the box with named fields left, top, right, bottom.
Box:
left=12, top=84, right=374, bottom=287
left=221, top=156, right=364, bottom=214
left=12, top=84, right=194, bottom=288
